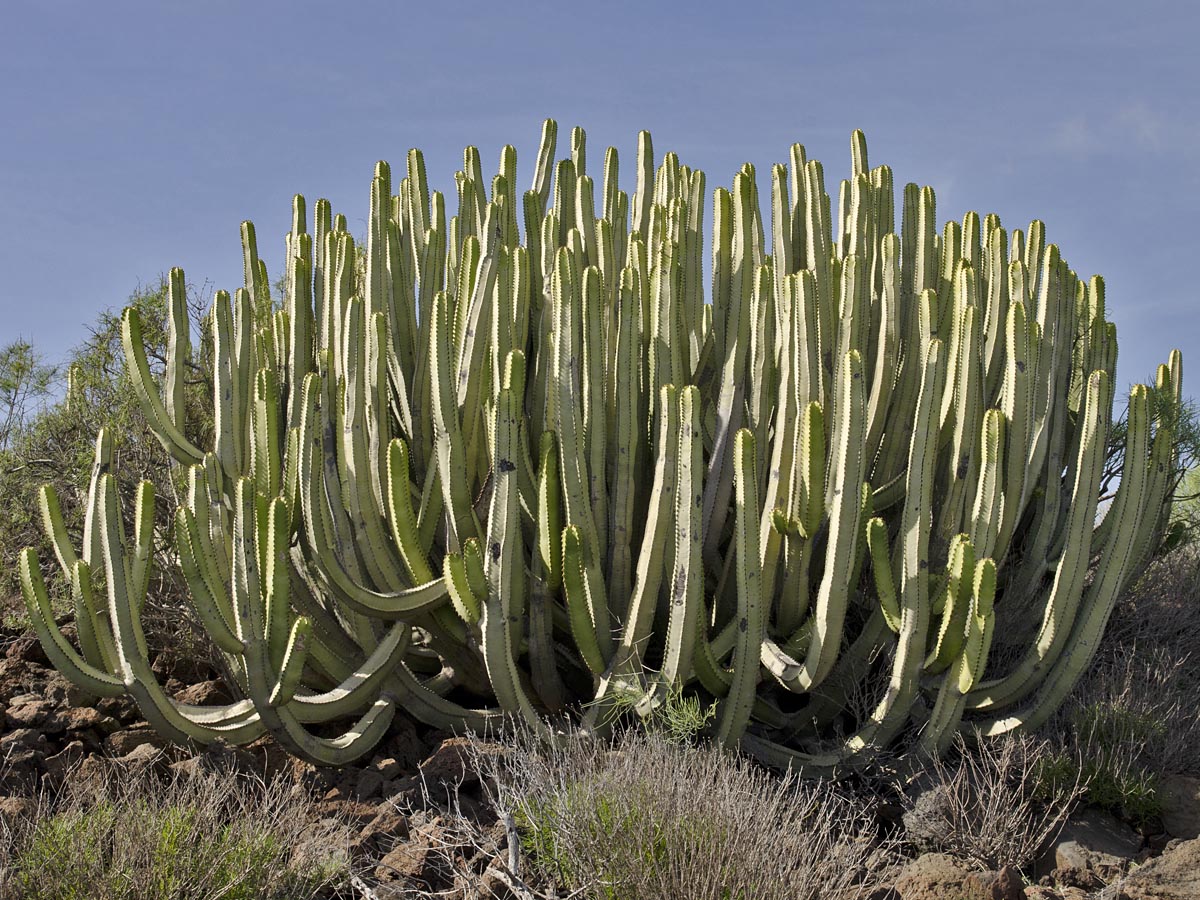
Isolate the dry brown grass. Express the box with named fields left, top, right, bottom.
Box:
left=464, top=727, right=900, bottom=900
left=900, top=732, right=1084, bottom=871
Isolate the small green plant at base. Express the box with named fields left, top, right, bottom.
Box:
left=1035, top=750, right=1161, bottom=827
left=586, top=679, right=718, bottom=747
left=1035, top=700, right=1168, bottom=826
left=646, top=685, right=718, bottom=746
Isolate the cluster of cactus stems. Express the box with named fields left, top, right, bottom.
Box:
left=21, top=121, right=1182, bottom=770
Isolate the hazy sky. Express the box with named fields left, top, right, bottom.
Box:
left=3, top=1, right=1197, bottom=402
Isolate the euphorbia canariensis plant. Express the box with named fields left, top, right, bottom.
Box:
left=21, top=122, right=1181, bottom=770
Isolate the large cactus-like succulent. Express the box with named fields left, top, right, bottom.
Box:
left=21, top=122, right=1181, bottom=769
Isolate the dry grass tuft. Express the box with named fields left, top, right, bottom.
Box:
left=901, top=732, right=1084, bottom=871
left=467, top=727, right=899, bottom=900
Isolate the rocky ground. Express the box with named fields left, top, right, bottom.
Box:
left=3, top=620, right=1199, bottom=900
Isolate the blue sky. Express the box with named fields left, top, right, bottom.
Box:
left=2, top=0, right=1197, bottom=401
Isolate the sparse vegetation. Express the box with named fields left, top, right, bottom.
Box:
left=1031, top=543, right=1200, bottom=827
left=472, top=726, right=898, bottom=900
left=0, top=765, right=353, bottom=900
left=902, top=733, right=1084, bottom=870
left=0, top=275, right=214, bottom=645
left=0, top=339, right=56, bottom=453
